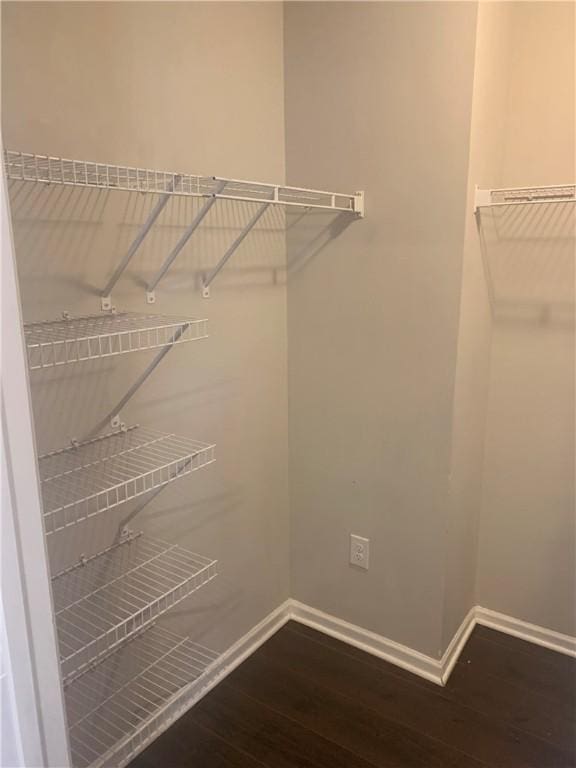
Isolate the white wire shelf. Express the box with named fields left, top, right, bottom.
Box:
left=24, top=312, right=208, bottom=370
left=52, top=532, right=217, bottom=682
left=475, top=184, right=576, bottom=211
left=39, top=425, right=216, bottom=535
left=65, top=623, right=218, bottom=768
left=5, top=150, right=364, bottom=215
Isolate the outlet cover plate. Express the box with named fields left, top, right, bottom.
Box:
left=350, top=534, right=370, bottom=570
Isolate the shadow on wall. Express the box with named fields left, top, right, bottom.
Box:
left=286, top=209, right=356, bottom=274
left=477, top=201, right=575, bottom=329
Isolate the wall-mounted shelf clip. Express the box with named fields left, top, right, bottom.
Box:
left=353, top=190, right=365, bottom=218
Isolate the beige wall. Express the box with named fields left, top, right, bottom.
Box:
left=441, top=2, right=511, bottom=649
left=284, top=0, right=575, bottom=653
left=284, top=1, right=478, bottom=657
left=2, top=1, right=290, bottom=653
left=476, top=2, right=575, bottom=636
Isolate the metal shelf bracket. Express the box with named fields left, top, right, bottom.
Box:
left=83, top=320, right=196, bottom=440
left=474, top=186, right=493, bottom=214
left=146, top=180, right=227, bottom=303
left=353, top=191, right=365, bottom=217
left=202, top=202, right=270, bottom=298
left=101, top=176, right=182, bottom=310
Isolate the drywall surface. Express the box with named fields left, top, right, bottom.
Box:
left=440, top=2, right=512, bottom=650
left=284, top=1, right=477, bottom=657
left=501, top=3, right=575, bottom=188
left=476, top=2, right=576, bottom=635
left=2, top=1, right=290, bottom=654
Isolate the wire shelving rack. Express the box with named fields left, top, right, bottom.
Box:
left=53, top=532, right=217, bottom=682
left=6, top=143, right=363, bottom=767
left=5, top=150, right=363, bottom=214
left=65, top=624, right=218, bottom=768
left=5, top=149, right=365, bottom=306
left=475, top=183, right=576, bottom=211
left=25, top=312, right=208, bottom=369
left=39, top=425, right=216, bottom=534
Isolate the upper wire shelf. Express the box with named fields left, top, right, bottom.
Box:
left=65, top=623, right=218, bottom=768
left=25, top=312, right=208, bottom=370
left=4, top=150, right=364, bottom=215
left=39, top=425, right=215, bottom=535
left=475, top=184, right=576, bottom=212
left=53, top=531, right=217, bottom=682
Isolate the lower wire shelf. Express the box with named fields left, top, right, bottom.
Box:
left=40, top=425, right=216, bottom=534
left=65, top=623, right=219, bottom=768
left=53, top=532, right=217, bottom=682
left=25, top=312, right=208, bottom=370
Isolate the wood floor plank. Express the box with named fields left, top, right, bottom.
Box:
left=129, top=718, right=266, bottom=768
left=285, top=621, right=444, bottom=691
left=285, top=621, right=576, bottom=756
left=129, top=621, right=576, bottom=768
left=192, top=682, right=377, bottom=768
left=261, top=626, right=573, bottom=768
left=225, top=649, right=486, bottom=768
left=449, top=653, right=576, bottom=754
left=459, top=632, right=576, bottom=704
left=474, top=624, right=576, bottom=675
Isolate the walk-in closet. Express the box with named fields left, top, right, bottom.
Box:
left=2, top=3, right=575, bottom=768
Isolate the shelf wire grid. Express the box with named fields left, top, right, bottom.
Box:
left=39, top=425, right=216, bottom=534
left=486, top=184, right=576, bottom=208
left=5, top=150, right=360, bottom=213
left=24, top=312, right=208, bottom=369
left=64, top=624, right=218, bottom=768
left=52, top=533, right=217, bottom=682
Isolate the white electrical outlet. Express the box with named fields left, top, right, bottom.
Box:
left=350, top=534, right=370, bottom=570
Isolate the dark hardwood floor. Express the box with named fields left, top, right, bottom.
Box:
left=130, top=621, right=576, bottom=768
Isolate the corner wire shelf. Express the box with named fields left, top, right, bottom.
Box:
left=39, top=425, right=216, bottom=535
left=25, top=312, right=208, bottom=370
left=52, top=531, right=217, bottom=683
left=4, top=150, right=364, bottom=214
left=474, top=183, right=576, bottom=212
left=64, top=623, right=218, bottom=768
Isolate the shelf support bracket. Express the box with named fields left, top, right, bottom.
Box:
left=202, top=202, right=270, bottom=298
left=353, top=190, right=365, bottom=217
left=101, top=176, right=182, bottom=311
left=83, top=322, right=192, bottom=440
left=117, top=459, right=192, bottom=532
left=474, top=186, right=493, bottom=214
left=146, top=180, right=227, bottom=303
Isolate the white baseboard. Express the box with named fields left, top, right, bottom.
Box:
left=439, top=606, right=477, bottom=684
left=287, top=601, right=576, bottom=685
left=199, top=598, right=294, bottom=689
left=475, top=606, right=576, bottom=658
left=289, top=599, right=447, bottom=685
